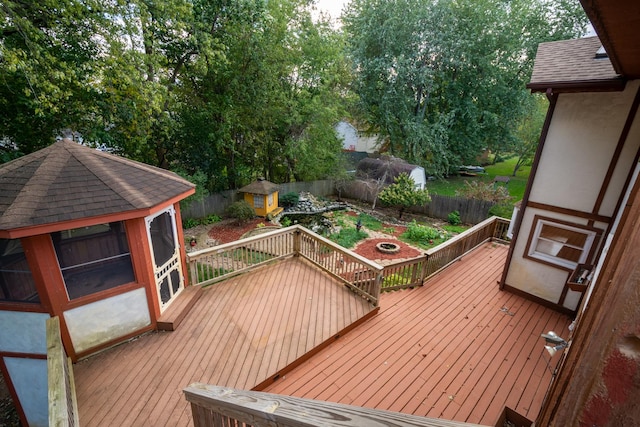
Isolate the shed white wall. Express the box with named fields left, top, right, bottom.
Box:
left=506, top=82, right=640, bottom=311
left=409, top=166, right=427, bottom=189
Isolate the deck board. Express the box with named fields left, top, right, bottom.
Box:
left=74, top=257, right=374, bottom=426
left=264, top=243, right=571, bottom=426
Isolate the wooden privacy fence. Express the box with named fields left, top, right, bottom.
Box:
left=187, top=225, right=384, bottom=306
left=47, top=316, right=79, bottom=427
left=184, top=383, right=489, bottom=427
left=182, top=179, right=336, bottom=219
left=340, top=180, right=497, bottom=224
left=381, top=216, right=510, bottom=291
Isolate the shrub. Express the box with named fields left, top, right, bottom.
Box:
left=281, top=217, right=292, bottom=227
left=280, top=192, right=300, bottom=208
left=182, top=218, right=199, bottom=229
left=378, top=173, right=431, bottom=219
left=455, top=180, right=511, bottom=204
left=202, top=214, right=221, bottom=225
left=226, top=200, right=255, bottom=223
left=447, top=210, right=461, bottom=225
left=404, top=220, right=440, bottom=242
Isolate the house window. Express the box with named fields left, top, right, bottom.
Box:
left=268, top=193, right=274, bottom=207
left=253, top=195, right=264, bottom=209
left=52, top=222, right=135, bottom=300
left=0, top=239, right=39, bottom=303
left=527, top=218, right=597, bottom=269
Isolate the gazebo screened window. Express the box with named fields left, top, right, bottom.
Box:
left=52, top=222, right=135, bottom=300
left=0, top=239, right=39, bottom=303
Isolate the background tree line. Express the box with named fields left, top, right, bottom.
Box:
left=0, top=0, right=587, bottom=191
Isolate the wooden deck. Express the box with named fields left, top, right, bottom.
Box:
left=73, top=257, right=376, bottom=426
left=264, top=243, right=572, bottom=426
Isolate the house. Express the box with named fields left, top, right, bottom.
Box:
left=238, top=178, right=283, bottom=218
left=335, top=120, right=380, bottom=153
left=0, top=139, right=195, bottom=426
left=501, top=1, right=640, bottom=423
left=356, top=155, right=427, bottom=189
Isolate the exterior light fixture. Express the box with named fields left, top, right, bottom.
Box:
left=541, top=331, right=568, bottom=356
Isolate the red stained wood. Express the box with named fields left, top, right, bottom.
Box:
left=264, top=243, right=572, bottom=426
left=74, top=257, right=374, bottom=426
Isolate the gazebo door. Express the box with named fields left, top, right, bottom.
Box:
left=146, top=207, right=184, bottom=312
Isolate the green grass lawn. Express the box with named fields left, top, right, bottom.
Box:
left=426, top=157, right=530, bottom=202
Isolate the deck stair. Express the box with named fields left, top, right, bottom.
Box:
left=157, top=285, right=203, bottom=331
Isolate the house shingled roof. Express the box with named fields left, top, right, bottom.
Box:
left=0, top=139, right=195, bottom=232
left=238, top=180, right=279, bottom=195
left=528, top=36, right=623, bottom=91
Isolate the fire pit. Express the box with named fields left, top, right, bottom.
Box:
left=376, top=242, right=400, bottom=254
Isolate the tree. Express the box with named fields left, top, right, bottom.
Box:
left=342, top=0, right=588, bottom=177
left=378, top=173, right=431, bottom=219
left=511, top=95, right=548, bottom=176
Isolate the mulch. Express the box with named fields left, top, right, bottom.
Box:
left=352, top=238, right=422, bottom=261
left=207, top=218, right=272, bottom=244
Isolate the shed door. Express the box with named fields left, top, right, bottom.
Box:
left=146, top=207, right=184, bottom=312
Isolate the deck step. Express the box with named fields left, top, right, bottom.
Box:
left=157, top=285, right=203, bottom=331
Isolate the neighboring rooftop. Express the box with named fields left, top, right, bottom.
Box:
left=528, top=36, right=623, bottom=92
left=0, top=139, right=194, bottom=234
left=356, top=156, right=422, bottom=184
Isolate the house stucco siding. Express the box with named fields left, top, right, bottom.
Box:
left=505, top=82, right=640, bottom=312
left=528, top=87, right=637, bottom=212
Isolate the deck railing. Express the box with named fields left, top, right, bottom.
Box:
left=47, top=316, right=79, bottom=427
left=381, top=216, right=510, bottom=291
left=184, top=383, right=488, bottom=427
left=187, top=225, right=384, bottom=306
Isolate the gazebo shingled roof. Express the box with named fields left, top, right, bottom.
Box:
left=0, top=139, right=195, bottom=233
left=238, top=179, right=279, bottom=195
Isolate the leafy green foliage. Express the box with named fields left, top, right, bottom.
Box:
left=403, top=221, right=441, bottom=241
left=383, top=273, right=411, bottom=287
left=343, top=0, right=588, bottom=176
left=280, top=192, right=300, bottom=208
left=378, top=173, right=431, bottom=218
left=226, top=200, right=255, bottom=223
left=447, top=210, right=461, bottom=226
left=456, top=181, right=511, bottom=204
left=329, top=228, right=368, bottom=249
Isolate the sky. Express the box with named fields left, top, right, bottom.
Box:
left=314, top=0, right=348, bottom=25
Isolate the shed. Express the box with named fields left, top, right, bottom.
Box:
left=238, top=179, right=283, bottom=217
left=355, top=156, right=427, bottom=189
left=0, top=139, right=194, bottom=425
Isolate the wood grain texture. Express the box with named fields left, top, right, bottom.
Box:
left=265, top=243, right=571, bottom=426
left=74, top=257, right=374, bottom=426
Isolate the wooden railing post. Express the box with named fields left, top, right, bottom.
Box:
left=293, top=227, right=301, bottom=256
left=47, top=316, right=79, bottom=427
left=184, top=383, right=490, bottom=427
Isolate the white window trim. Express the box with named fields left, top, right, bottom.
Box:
left=527, top=218, right=597, bottom=270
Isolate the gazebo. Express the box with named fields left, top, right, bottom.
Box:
left=0, top=139, right=194, bottom=425
left=238, top=178, right=283, bottom=217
